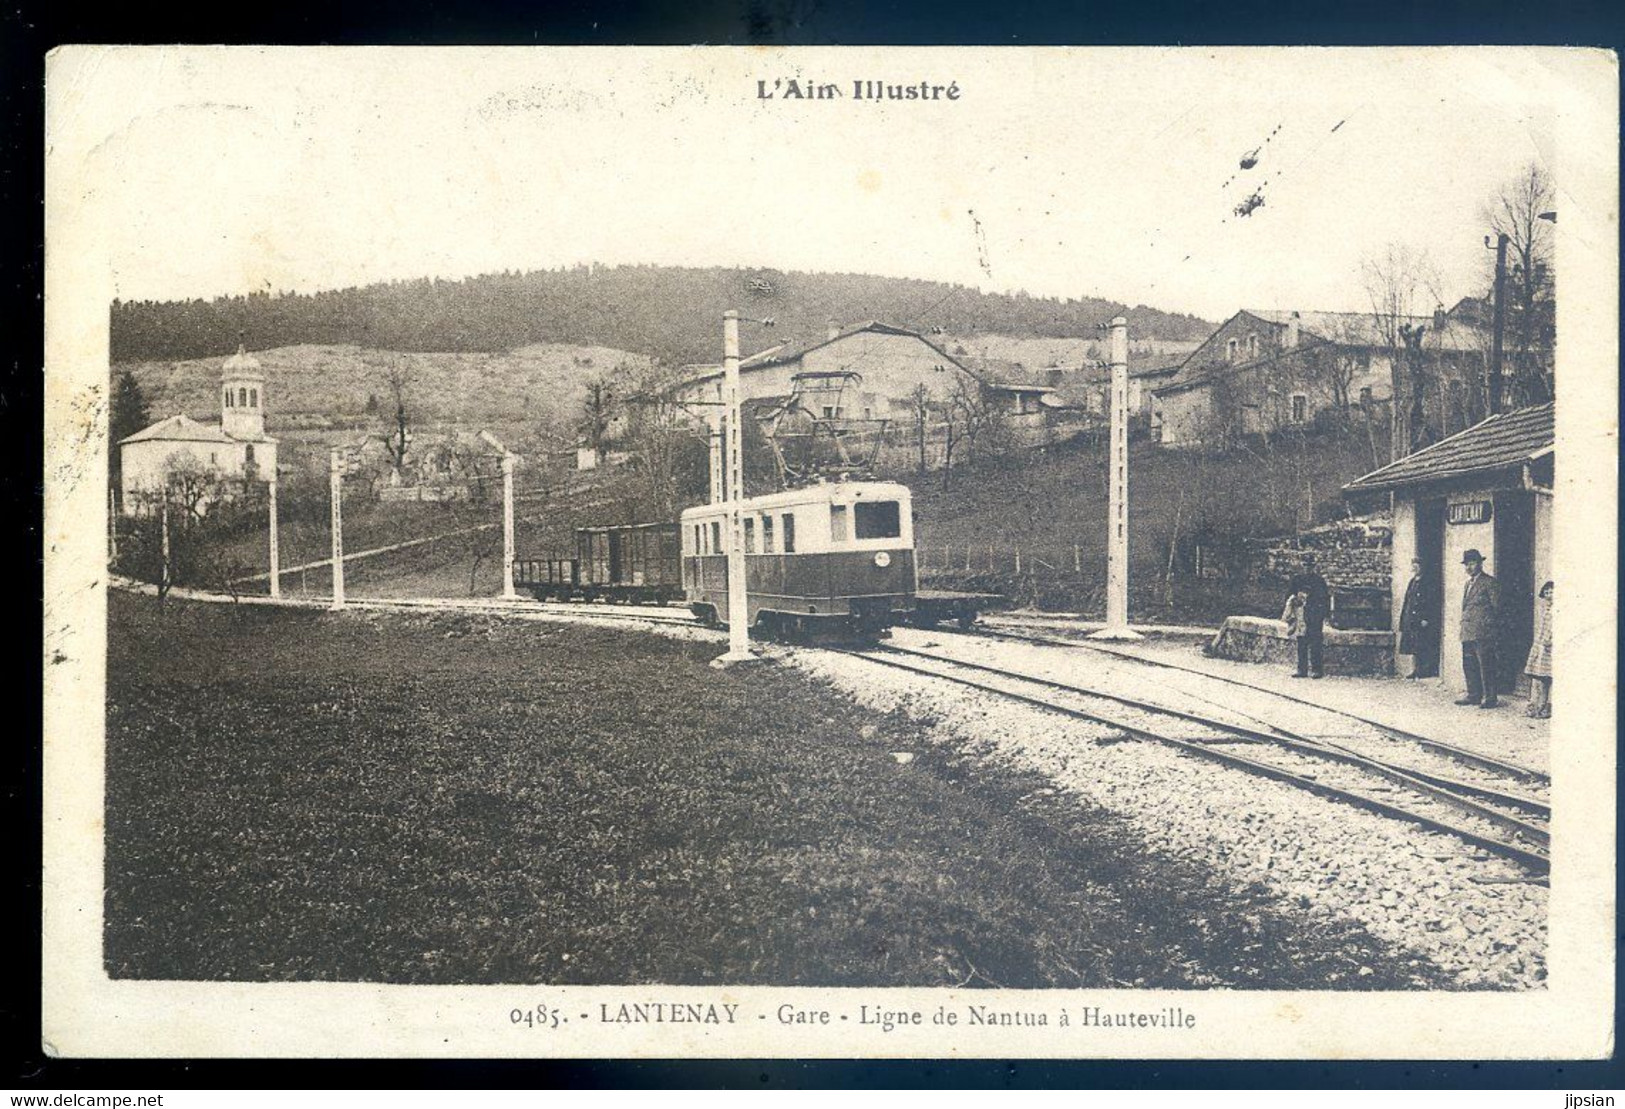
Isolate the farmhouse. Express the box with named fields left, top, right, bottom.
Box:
left=675, top=321, right=975, bottom=415
left=1043, top=351, right=1186, bottom=432
left=673, top=320, right=1077, bottom=445
left=118, top=344, right=279, bottom=514
left=1152, top=308, right=1486, bottom=448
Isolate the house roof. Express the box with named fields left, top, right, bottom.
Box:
left=1244, top=309, right=1482, bottom=353
left=1342, top=402, right=1554, bottom=493
left=119, top=414, right=276, bottom=446
left=956, top=356, right=1058, bottom=390
left=682, top=321, right=970, bottom=386
left=1155, top=308, right=1485, bottom=398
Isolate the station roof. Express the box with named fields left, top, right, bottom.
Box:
left=1343, top=402, right=1554, bottom=493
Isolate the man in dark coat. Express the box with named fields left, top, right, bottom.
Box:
left=1398, top=556, right=1440, bottom=678
left=1455, top=548, right=1502, bottom=708
left=1288, top=552, right=1330, bottom=678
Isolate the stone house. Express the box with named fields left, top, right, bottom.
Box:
left=672, top=321, right=1070, bottom=449
left=1152, top=308, right=1487, bottom=448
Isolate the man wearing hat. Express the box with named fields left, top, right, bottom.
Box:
left=1288, top=552, right=1330, bottom=678
left=1456, top=548, right=1502, bottom=709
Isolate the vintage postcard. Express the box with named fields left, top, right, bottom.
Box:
left=42, top=46, right=1617, bottom=1059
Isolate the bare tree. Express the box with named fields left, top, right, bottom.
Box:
left=908, top=383, right=932, bottom=477
left=581, top=374, right=614, bottom=458
left=378, top=365, right=414, bottom=486
left=621, top=364, right=705, bottom=520
left=119, top=458, right=256, bottom=601
left=429, top=437, right=503, bottom=596
left=1482, top=162, right=1557, bottom=406
left=1361, top=244, right=1441, bottom=461
left=950, top=377, right=1005, bottom=466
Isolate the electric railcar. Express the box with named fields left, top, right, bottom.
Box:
left=679, top=481, right=919, bottom=638
left=514, top=482, right=992, bottom=633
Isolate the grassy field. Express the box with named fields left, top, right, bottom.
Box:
left=105, top=594, right=1442, bottom=988
left=115, top=342, right=652, bottom=431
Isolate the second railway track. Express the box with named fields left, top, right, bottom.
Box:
left=837, top=640, right=1551, bottom=877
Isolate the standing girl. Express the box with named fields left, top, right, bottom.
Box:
left=1524, top=580, right=1554, bottom=718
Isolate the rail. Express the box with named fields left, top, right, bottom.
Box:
left=836, top=642, right=1550, bottom=876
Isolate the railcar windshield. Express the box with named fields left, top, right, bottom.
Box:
left=853, top=500, right=902, bottom=540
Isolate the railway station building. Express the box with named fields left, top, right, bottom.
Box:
left=1343, top=402, right=1554, bottom=698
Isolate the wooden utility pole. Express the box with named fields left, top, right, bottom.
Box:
left=1090, top=316, right=1141, bottom=640
left=329, top=448, right=345, bottom=610
left=159, top=495, right=170, bottom=599
left=268, top=473, right=281, bottom=600
left=1489, top=231, right=1509, bottom=416
left=501, top=452, right=516, bottom=600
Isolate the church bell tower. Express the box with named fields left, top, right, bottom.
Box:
left=221, top=341, right=266, bottom=441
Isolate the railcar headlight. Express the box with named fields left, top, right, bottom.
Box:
left=873, top=551, right=892, bottom=568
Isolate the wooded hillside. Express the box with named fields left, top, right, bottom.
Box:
left=110, top=265, right=1213, bottom=366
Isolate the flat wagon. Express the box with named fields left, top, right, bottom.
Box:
left=514, top=522, right=684, bottom=604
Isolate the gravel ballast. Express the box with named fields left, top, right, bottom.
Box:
left=786, top=639, right=1547, bottom=990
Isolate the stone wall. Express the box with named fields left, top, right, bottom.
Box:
left=1253, top=514, right=1392, bottom=589
left=1248, top=513, right=1393, bottom=630
left=1209, top=615, right=1396, bottom=676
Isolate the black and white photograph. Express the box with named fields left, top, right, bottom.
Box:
left=41, top=45, right=1616, bottom=1059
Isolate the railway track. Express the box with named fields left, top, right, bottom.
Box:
left=839, top=640, right=1551, bottom=877
left=971, top=620, right=1550, bottom=790
left=113, top=579, right=703, bottom=629
left=356, top=595, right=700, bottom=627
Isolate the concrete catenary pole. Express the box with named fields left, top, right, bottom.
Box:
left=501, top=451, right=517, bottom=600
left=267, top=473, right=281, bottom=600
left=1091, top=316, right=1141, bottom=640
left=329, top=447, right=345, bottom=611
left=714, top=309, right=755, bottom=666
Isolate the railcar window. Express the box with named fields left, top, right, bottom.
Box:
left=830, top=504, right=849, bottom=542
left=710, top=521, right=721, bottom=553
left=854, top=500, right=902, bottom=539
left=744, top=517, right=756, bottom=553
left=762, top=515, right=775, bottom=553
left=782, top=513, right=796, bottom=552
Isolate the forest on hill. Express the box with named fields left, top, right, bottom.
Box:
left=110, top=265, right=1213, bottom=366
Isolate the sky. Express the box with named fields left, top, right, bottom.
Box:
left=46, top=46, right=1607, bottom=324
